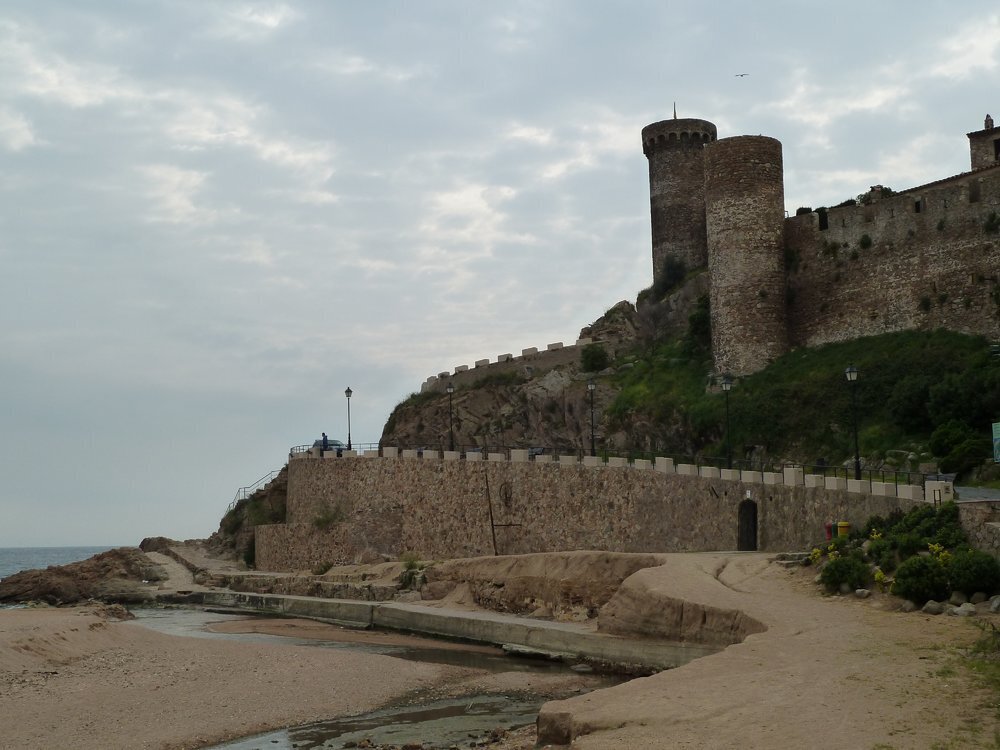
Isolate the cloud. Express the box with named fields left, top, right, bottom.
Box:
left=766, top=70, right=910, bottom=129
left=504, top=123, right=553, bottom=145
left=931, top=14, right=1000, bottom=80
left=537, top=109, right=638, bottom=180
left=311, top=52, right=425, bottom=83
left=138, top=164, right=217, bottom=225
left=0, top=20, right=141, bottom=108
left=0, top=107, right=37, bottom=150
left=417, top=182, right=533, bottom=250
left=210, top=3, right=301, bottom=40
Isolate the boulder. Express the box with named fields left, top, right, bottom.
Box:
left=922, top=600, right=945, bottom=615
left=949, top=591, right=968, bottom=606
left=854, top=589, right=871, bottom=599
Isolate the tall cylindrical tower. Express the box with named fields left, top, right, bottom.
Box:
left=704, top=135, right=788, bottom=376
left=642, top=118, right=717, bottom=283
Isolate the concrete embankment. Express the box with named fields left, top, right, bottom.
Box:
left=172, top=590, right=718, bottom=672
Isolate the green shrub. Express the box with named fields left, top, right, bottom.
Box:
left=892, top=532, right=924, bottom=558
left=948, top=549, right=1000, bottom=596
left=893, top=555, right=949, bottom=603
left=819, top=555, right=870, bottom=590
left=941, top=436, right=992, bottom=476
left=859, top=234, right=873, bottom=250
left=312, top=561, right=334, bottom=576
left=866, top=538, right=892, bottom=566
left=581, top=343, right=610, bottom=372
left=930, top=420, right=972, bottom=457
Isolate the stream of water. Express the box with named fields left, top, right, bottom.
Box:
left=129, top=607, right=618, bottom=750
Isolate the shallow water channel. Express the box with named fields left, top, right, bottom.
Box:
left=129, top=607, right=619, bottom=750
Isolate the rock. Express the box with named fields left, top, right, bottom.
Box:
left=855, top=589, right=871, bottom=599
left=971, top=592, right=988, bottom=604
left=395, top=590, right=422, bottom=603
left=839, top=582, right=852, bottom=595
left=949, top=591, right=968, bottom=606
left=570, top=663, right=594, bottom=673
left=900, top=600, right=917, bottom=613
left=951, top=602, right=977, bottom=617
left=0, top=548, right=163, bottom=606
left=991, top=597, right=1000, bottom=613
left=814, top=574, right=823, bottom=585
left=922, top=600, right=945, bottom=615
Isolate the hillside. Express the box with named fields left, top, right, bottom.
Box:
left=381, top=286, right=1000, bottom=481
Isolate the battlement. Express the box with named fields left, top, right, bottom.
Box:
left=641, top=118, right=717, bottom=156
left=419, top=337, right=601, bottom=393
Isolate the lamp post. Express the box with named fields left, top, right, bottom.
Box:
left=844, top=365, right=860, bottom=480
left=344, top=386, right=353, bottom=451
left=587, top=380, right=596, bottom=457
left=446, top=381, right=455, bottom=452
left=721, top=374, right=733, bottom=469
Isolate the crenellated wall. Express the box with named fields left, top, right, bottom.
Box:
left=254, top=452, right=925, bottom=572
left=784, top=167, right=1000, bottom=349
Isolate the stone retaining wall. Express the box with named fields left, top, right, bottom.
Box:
left=255, top=455, right=922, bottom=572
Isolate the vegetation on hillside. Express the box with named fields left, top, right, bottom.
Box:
left=608, top=328, right=1000, bottom=476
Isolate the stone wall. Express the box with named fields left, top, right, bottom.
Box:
left=784, top=166, right=1000, bottom=349
left=255, top=455, right=920, bottom=572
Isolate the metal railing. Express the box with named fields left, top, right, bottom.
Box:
left=227, top=469, right=281, bottom=514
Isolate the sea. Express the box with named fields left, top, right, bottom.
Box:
left=0, top=546, right=116, bottom=582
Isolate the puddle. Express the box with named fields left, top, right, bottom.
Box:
left=207, top=693, right=540, bottom=749
left=127, top=608, right=578, bottom=673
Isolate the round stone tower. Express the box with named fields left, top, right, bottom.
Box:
left=641, top=117, right=717, bottom=283
left=703, top=135, right=788, bottom=376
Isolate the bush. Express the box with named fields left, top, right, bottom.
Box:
left=892, top=532, right=924, bottom=558
left=819, top=555, right=870, bottom=590
left=581, top=343, right=610, bottom=372
left=866, top=538, right=895, bottom=572
left=948, top=549, right=1000, bottom=596
left=941, top=436, right=993, bottom=476
left=893, top=555, right=949, bottom=604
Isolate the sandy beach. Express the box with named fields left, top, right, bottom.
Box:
left=3, top=553, right=1000, bottom=749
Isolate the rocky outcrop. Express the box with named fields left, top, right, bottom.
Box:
left=421, top=551, right=666, bottom=620
left=598, top=562, right=766, bottom=646
left=0, top=548, right=166, bottom=605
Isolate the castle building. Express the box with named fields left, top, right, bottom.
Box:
left=643, top=113, right=1000, bottom=377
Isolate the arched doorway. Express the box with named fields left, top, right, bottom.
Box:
left=738, top=499, right=758, bottom=551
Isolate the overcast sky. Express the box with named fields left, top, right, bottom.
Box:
left=1, top=2, right=998, bottom=547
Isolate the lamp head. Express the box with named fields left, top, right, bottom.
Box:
left=587, top=380, right=596, bottom=392
left=446, top=382, right=455, bottom=394
left=844, top=365, right=859, bottom=383
left=345, top=386, right=353, bottom=399
left=721, top=374, right=733, bottom=392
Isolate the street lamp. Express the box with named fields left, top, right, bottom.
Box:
left=844, top=365, right=860, bottom=480
left=587, top=380, right=597, bottom=457
left=721, top=374, right=733, bottom=469
left=446, top=381, right=455, bottom=452
left=344, top=386, right=353, bottom=451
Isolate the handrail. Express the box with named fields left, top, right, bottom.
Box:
left=226, top=469, right=281, bottom=514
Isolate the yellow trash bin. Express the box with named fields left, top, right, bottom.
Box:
left=837, top=521, right=850, bottom=538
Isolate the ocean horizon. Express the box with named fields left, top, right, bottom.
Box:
left=0, top=546, right=119, bottom=581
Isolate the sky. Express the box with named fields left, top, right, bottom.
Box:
left=1, top=1, right=998, bottom=547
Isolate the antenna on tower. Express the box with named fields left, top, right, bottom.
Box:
left=673, top=102, right=677, bottom=119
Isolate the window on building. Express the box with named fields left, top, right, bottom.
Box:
left=970, top=180, right=981, bottom=203
left=994, top=138, right=1000, bottom=161
left=914, top=199, right=922, bottom=213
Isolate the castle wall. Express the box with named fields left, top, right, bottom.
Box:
left=256, top=455, right=917, bottom=571
left=642, top=118, right=717, bottom=279
left=969, top=125, right=1000, bottom=170
left=704, top=136, right=788, bottom=375
left=784, top=167, right=1000, bottom=349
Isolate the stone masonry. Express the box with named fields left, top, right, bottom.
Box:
left=643, top=112, right=1000, bottom=377
left=255, top=453, right=921, bottom=572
